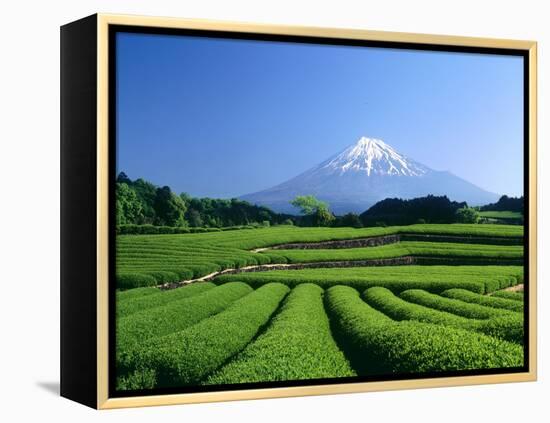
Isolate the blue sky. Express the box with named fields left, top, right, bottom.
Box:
left=116, top=32, right=524, bottom=198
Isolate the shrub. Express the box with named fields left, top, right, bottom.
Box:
left=455, top=207, right=480, bottom=224
left=116, top=282, right=252, bottom=367
left=142, top=271, right=180, bottom=284
left=363, top=287, right=523, bottom=344
left=271, top=242, right=523, bottom=265
left=116, top=272, right=156, bottom=290
left=206, top=284, right=355, bottom=384
left=139, top=224, right=160, bottom=234
left=442, top=289, right=523, bottom=312
left=157, top=226, right=176, bottom=234
left=325, top=286, right=523, bottom=375
left=116, top=282, right=215, bottom=318
left=116, top=287, right=159, bottom=302
left=492, top=290, right=524, bottom=302
left=120, top=283, right=290, bottom=389
left=400, top=289, right=513, bottom=320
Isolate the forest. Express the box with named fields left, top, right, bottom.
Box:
left=116, top=172, right=523, bottom=232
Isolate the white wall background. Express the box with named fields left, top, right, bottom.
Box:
left=0, top=0, right=546, bottom=421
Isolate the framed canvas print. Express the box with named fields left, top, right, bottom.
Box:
left=60, top=14, right=537, bottom=409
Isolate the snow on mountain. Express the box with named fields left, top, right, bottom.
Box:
left=240, top=136, right=500, bottom=215
left=320, top=137, right=429, bottom=177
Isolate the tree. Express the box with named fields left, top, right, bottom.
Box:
left=337, top=213, right=363, bottom=228
left=186, top=209, right=203, bottom=227
left=115, top=182, right=142, bottom=225
left=290, top=195, right=334, bottom=227
left=132, top=178, right=158, bottom=224
left=153, top=186, right=188, bottom=227
left=455, top=206, right=480, bottom=224
left=360, top=195, right=467, bottom=226
left=291, top=195, right=329, bottom=215
left=116, top=171, right=132, bottom=185
left=312, top=206, right=335, bottom=227
left=480, top=195, right=524, bottom=213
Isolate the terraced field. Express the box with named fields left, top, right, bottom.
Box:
left=116, top=224, right=523, bottom=288
left=115, top=223, right=525, bottom=391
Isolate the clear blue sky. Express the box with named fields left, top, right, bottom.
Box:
left=116, top=32, right=524, bottom=198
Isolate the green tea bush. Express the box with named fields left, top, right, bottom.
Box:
left=120, top=283, right=290, bottom=389
left=325, top=286, right=523, bottom=375
left=442, top=289, right=524, bottom=312
left=363, top=287, right=523, bottom=344
left=116, top=282, right=252, bottom=362
left=271, top=242, right=523, bottom=264
left=116, top=287, right=159, bottom=302
left=116, top=224, right=523, bottom=290
left=142, top=271, right=180, bottom=284
left=215, top=265, right=523, bottom=294
left=116, top=272, right=156, bottom=290
left=116, top=282, right=215, bottom=318
left=206, top=284, right=355, bottom=384
left=492, top=290, right=524, bottom=302
left=400, top=289, right=514, bottom=319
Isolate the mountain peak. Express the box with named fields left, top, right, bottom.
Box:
left=321, top=136, right=430, bottom=177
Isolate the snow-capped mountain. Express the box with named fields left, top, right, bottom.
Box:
left=240, top=136, right=500, bottom=215
left=320, top=137, right=429, bottom=177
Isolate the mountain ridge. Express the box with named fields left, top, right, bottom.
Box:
left=240, top=136, right=500, bottom=215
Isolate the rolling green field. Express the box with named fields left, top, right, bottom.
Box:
left=115, top=223, right=525, bottom=391
left=117, top=224, right=523, bottom=289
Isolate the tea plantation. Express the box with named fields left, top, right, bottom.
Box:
left=115, top=223, right=525, bottom=390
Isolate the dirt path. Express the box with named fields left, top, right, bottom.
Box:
left=158, top=232, right=523, bottom=290
left=157, top=255, right=522, bottom=290
left=503, top=283, right=524, bottom=292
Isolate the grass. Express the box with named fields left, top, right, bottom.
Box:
left=206, top=284, right=355, bottom=385
left=117, top=283, right=290, bottom=389
left=325, top=285, right=523, bottom=375
left=215, top=265, right=524, bottom=294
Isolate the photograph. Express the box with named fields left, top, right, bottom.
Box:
left=112, top=29, right=527, bottom=395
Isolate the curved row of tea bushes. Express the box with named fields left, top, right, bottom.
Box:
left=325, top=286, right=523, bottom=374
left=215, top=265, right=523, bottom=294
left=212, top=224, right=523, bottom=250
left=399, top=289, right=516, bottom=320
left=120, top=283, right=290, bottom=389
left=269, top=242, right=523, bottom=264
left=363, top=287, right=523, bottom=344
left=115, top=224, right=523, bottom=289
left=442, top=289, right=524, bottom=312
left=116, top=287, right=159, bottom=302
left=116, top=272, right=158, bottom=290
left=492, top=290, right=524, bottom=302
left=206, top=284, right=355, bottom=385
left=116, top=282, right=216, bottom=318
left=116, top=282, right=252, bottom=358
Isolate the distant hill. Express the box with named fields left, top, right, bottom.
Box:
left=359, top=195, right=467, bottom=226
left=480, top=195, right=524, bottom=213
